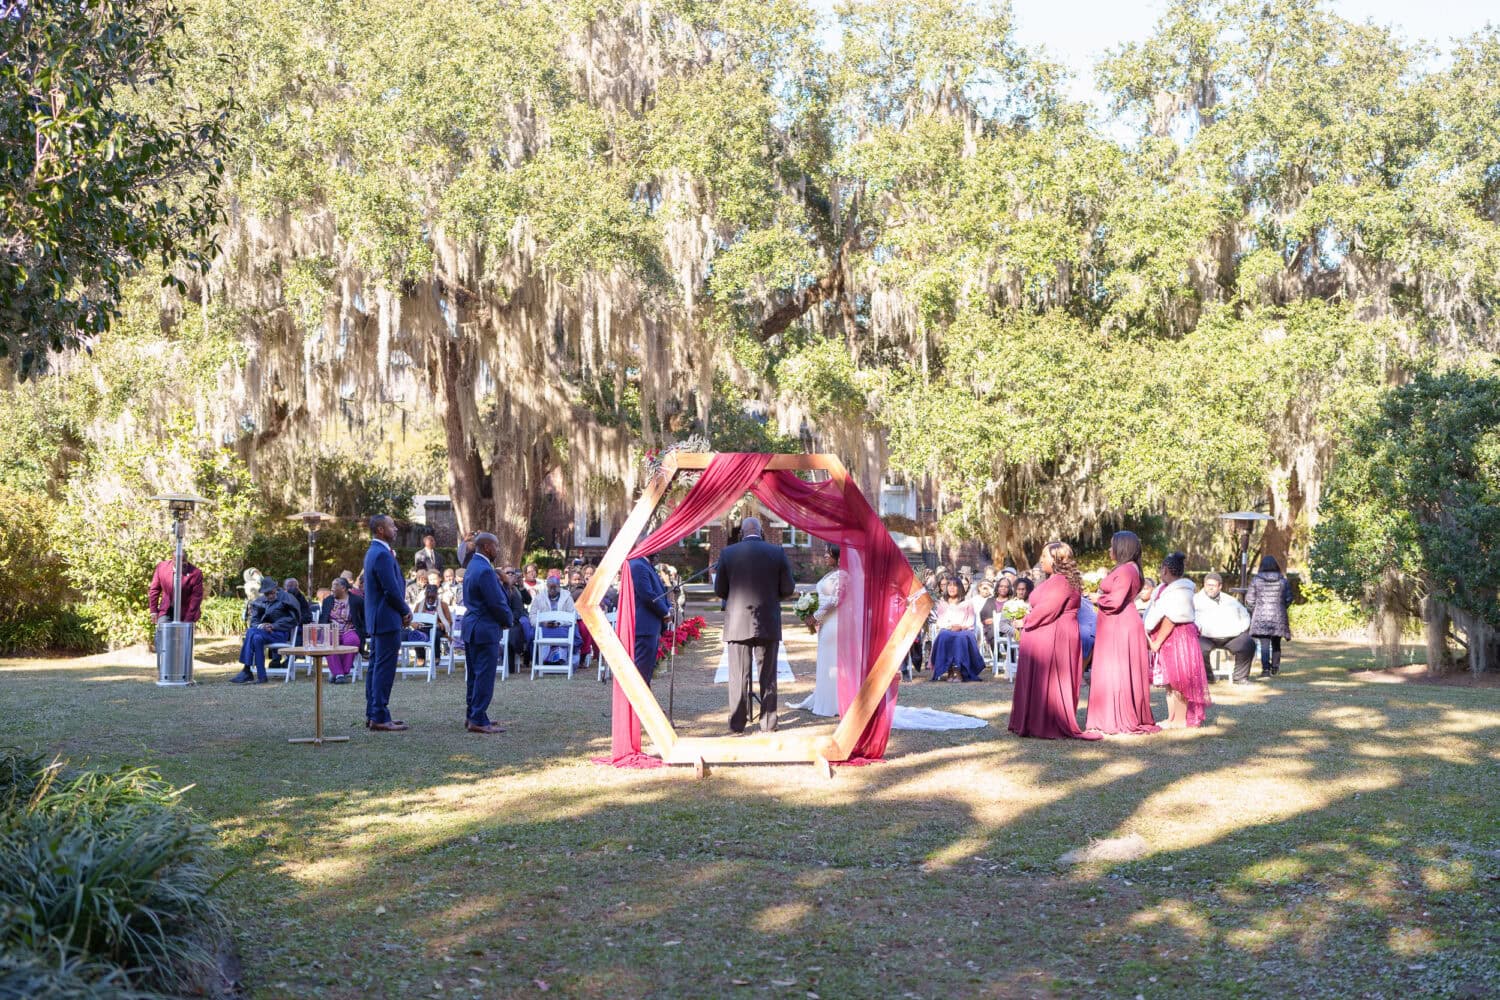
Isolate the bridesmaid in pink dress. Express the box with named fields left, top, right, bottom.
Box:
left=1084, top=531, right=1160, bottom=734
left=1008, top=542, right=1103, bottom=741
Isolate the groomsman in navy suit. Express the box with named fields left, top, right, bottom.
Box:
left=459, top=532, right=512, bottom=733
left=363, top=515, right=412, bottom=731
left=629, top=555, right=672, bottom=684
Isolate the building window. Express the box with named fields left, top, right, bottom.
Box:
left=680, top=526, right=710, bottom=547
left=879, top=479, right=917, bottom=519
left=783, top=524, right=813, bottom=549
left=575, top=500, right=610, bottom=546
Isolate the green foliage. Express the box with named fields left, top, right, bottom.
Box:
left=0, top=613, right=100, bottom=658
left=1288, top=580, right=1370, bottom=638
left=195, top=597, right=245, bottom=639
left=0, top=947, right=149, bottom=1000
left=0, top=0, right=234, bottom=376
left=313, top=455, right=419, bottom=520
left=241, top=521, right=372, bottom=594
left=1312, top=363, right=1500, bottom=629
left=0, top=750, right=226, bottom=995
left=0, top=485, right=75, bottom=622
left=52, top=442, right=261, bottom=648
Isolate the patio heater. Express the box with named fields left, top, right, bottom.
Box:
left=149, top=493, right=210, bottom=686
left=1218, top=510, right=1273, bottom=593
left=288, top=511, right=334, bottom=599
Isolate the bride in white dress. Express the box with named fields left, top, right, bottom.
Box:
left=793, top=548, right=847, bottom=717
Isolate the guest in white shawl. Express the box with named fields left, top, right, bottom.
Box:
left=930, top=578, right=987, bottom=682
left=792, top=546, right=848, bottom=717
left=530, top=572, right=578, bottom=666
left=1143, top=553, right=1210, bottom=728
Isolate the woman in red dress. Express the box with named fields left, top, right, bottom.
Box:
left=1084, top=531, right=1160, bottom=734
left=1008, top=541, right=1103, bottom=740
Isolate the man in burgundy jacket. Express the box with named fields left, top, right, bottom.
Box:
left=148, top=553, right=204, bottom=624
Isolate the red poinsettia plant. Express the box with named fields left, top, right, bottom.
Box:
left=656, top=615, right=707, bottom=663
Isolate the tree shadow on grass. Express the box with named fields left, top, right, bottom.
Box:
left=5, top=641, right=1498, bottom=998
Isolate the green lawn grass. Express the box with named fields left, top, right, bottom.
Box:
left=4, top=615, right=1497, bottom=999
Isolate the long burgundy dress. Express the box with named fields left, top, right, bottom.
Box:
left=1008, top=575, right=1103, bottom=740
left=1084, top=563, right=1160, bottom=734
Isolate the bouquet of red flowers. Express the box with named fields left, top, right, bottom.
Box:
left=656, top=615, right=708, bottom=662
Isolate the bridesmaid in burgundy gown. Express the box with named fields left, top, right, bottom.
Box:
left=1008, top=542, right=1103, bottom=741
left=1084, top=531, right=1160, bottom=735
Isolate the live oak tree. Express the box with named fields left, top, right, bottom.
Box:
left=1312, top=365, right=1500, bottom=672
left=0, top=0, right=233, bottom=376
left=1, top=0, right=1497, bottom=648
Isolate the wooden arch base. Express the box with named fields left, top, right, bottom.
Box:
left=576, top=453, right=933, bottom=770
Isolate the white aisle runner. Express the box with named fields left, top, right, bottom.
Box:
left=712, top=644, right=796, bottom=683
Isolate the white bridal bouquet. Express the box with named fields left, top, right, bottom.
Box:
left=1001, top=598, right=1030, bottom=624
left=793, top=590, right=820, bottom=632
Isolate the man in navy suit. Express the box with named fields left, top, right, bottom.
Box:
left=459, top=532, right=512, bottom=734
left=629, top=555, right=672, bottom=685
left=363, top=514, right=412, bottom=731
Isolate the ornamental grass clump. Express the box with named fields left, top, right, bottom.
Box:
left=0, top=748, right=228, bottom=996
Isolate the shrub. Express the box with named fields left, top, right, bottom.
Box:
left=195, top=597, right=245, bottom=638
left=241, top=521, right=372, bottom=593
left=0, top=750, right=226, bottom=994
left=0, top=947, right=151, bottom=1000
left=0, top=613, right=102, bottom=657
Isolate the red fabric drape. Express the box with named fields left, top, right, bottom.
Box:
left=750, top=471, right=913, bottom=762
left=602, top=454, right=915, bottom=767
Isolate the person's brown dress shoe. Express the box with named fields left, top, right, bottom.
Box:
left=466, top=722, right=505, bottom=734
left=367, top=720, right=409, bottom=732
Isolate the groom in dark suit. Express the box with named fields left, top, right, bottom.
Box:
left=459, top=532, right=512, bottom=734
left=714, top=516, right=796, bottom=733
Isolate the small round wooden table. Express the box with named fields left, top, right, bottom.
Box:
left=282, top=645, right=358, bottom=746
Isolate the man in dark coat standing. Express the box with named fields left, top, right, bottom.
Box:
left=629, top=555, right=672, bottom=685
left=363, top=514, right=412, bottom=731
left=459, top=533, right=512, bottom=734
left=714, top=516, right=796, bottom=733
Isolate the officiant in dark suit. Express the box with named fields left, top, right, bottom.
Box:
left=714, top=516, right=796, bottom=733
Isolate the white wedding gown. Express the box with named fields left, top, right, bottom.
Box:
left=786, top=569, right=987, bottom=730
left=791, top=569, right=846, bottom=716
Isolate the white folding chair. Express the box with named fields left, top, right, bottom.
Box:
left=399, top=613, right=439, bottom=682
left=597, top=612, right=618, bottom=682
left=267, top=626, right=300, bottom=683
left=1209, top=647, right=1236, bottom=683
left=992, top=618, right=1020, bottom=679
left=531, top=611, right=577, bottom=679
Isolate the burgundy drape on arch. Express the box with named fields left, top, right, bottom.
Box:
left=606, top=453, right=914, bottom=767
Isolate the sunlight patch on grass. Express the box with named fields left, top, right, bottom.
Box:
left=752, top=901, right=813, bottom=933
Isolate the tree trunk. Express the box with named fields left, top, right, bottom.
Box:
left=436, top=338, right=485, bottom=535
left=1423, top=596, right=1451, bottom=676
left=1371, top=566, right=1405, bottom=667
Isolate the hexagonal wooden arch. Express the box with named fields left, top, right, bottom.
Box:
left=576, top=452, right=933, bottom=768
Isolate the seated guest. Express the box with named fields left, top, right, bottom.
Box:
left=148, top=549, right=203, bottom=625
left=283, top=578, right=314, bottom=625
left=407, top=582, right=453, bottom=665
left=975, top=580, right=997, bottom=656
left=1014, top=577, right=1035, bottom=603
left=232, top=578, right=299, bottom=684
left=414, top=532, right=443, bottom=576
left=1079, top=593, right=1098, bottom=665
left=500, top=565, right=533, bottom=669
left=567, top=568, right=586, bottom=602
left=439, top=567, right=460, bottom=606
left=320, top=577, right=366, bottom=684
left=1195, top=571, right=1255, bottom=682
left=405, top=570, right=426, bottom=608
left=1135, top=576, right=1157, bottom=613
left=522, top=564, right=541, bottom=599
left=930, top=578, right=986, bottom=682
left=530, top=572, right=577, bottom=666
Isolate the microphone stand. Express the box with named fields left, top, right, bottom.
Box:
left=663, top=564, right=712, bottom=725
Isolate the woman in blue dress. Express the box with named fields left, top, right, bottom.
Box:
left=930, top=578, right=987, bottom=682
